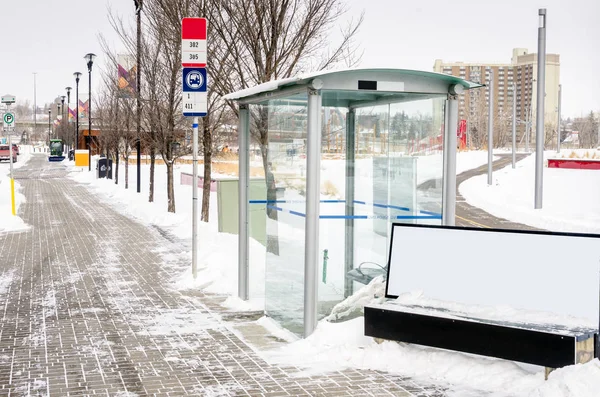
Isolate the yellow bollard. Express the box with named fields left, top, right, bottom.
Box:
left=10, top=178, right=15, bottom=216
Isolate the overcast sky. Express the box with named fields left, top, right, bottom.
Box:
left=1, top=0, right=598, bottom=118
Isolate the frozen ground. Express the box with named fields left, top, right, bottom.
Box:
left=2, top=149, right=598, bottom=396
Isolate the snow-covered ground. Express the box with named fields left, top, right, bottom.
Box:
left=3, top=149, right=600, bottom=397
left=460, top=149, right=600, bottom=233
left=0, top=144, right=33, bottom=233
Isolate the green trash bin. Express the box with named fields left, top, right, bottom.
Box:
left=216, top=177, right=267, bottom=246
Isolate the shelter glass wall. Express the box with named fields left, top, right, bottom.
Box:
left=261, top=95, right=308, bottom=334
left=317, top=94, right=446, bottom=314
left=256, top=90, right=447, bottom=335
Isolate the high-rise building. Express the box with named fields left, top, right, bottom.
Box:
left=433, top=48, right=560, bottom=139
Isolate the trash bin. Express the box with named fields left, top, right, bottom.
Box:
left=97, top=158, right=113, bottom=179
left=68, top=149, right=74, bottom=161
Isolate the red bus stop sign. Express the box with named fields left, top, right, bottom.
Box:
left=181, top=18, right=207, bottom=67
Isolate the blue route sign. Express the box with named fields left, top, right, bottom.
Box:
left=182, top=67, right=207, bottom=117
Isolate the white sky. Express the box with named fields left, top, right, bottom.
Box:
left=1, top=0, right=598, bottom=118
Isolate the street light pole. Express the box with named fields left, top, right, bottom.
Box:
left=512, top=83, right=516, bottom=168
left=534, top=9, right=546, bottom=209
left=74, top=72, right=81, bottom=151
left=135, top=0, right=143, bottom=194
left=66, top=87, right=72, bottom=152
left=60, top=96, right=66, bottom=152
left=557, top=84, right=561, bottom=153
left=487, top=69, right=494, bottom=185
left=85, top=53, right=96, bottom=172
left=33, top=73, right=37, bottom=145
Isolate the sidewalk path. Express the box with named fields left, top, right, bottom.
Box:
left=0, top=154, right=462, bottom=396
left=455, top=153, right=539, bottom=230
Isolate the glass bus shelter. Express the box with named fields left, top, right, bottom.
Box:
left=224, top=69, right=482, bottom=337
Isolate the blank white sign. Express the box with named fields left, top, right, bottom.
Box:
left=386, top=224, right=600, bottom=324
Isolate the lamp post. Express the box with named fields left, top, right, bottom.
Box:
left=135, top=0, right=143, bottom=193
left=33, top=73, right=37, bottom=145
left=85, top=53, right=96, bottom=172
left=66, top=87, right=72, bottom=151
left=60, top=96, right=66, bottom=154
left=74, top=72, right=81, bottom=150
left=60, top=95, right=66, bottom=125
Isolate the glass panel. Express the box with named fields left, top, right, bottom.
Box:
left=317, top=105, right=349, bottom=317
left=261, top=95, right=308, bottom=335
left=391, top=98, right=446, bottom=225
left=316, top=92, right=446, bottom=313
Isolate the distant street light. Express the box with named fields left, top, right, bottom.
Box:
left=85, top=53, right=96, bottom=172
left=66, top=87, right=72, bottom=150
left=74, top=72, right=82, bottom=150
left=60, top=95, right=66, bottom=129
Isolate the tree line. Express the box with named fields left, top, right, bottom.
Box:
left=82, top=0, right=362, bottom=222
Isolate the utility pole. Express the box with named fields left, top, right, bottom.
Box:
left=534, top=8, right=546, bottom=209
left=487, top=69, right=494, bottom=185
left=512, top=83, right=516, bottom=168
left=557, top=84, right=561, bottom=153
left=135, top=0, right=143, bottom=194
left=33, top=73, right=36, bottom=145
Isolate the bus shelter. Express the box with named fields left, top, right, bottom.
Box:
left=224, top=69, right=482, bottom=337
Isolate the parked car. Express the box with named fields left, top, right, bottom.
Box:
left=0, top=145, right=17, bottom=162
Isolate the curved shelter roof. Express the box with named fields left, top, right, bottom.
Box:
left=223, top=68, right=483, bottom=107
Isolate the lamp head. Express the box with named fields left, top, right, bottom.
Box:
left=66, top=87, right=72, bottom=94
left=61, top=95, right=66, bottom=103
left=74, top=72, right=82, bottom=82
left=85, top=53, right=97, bottom=72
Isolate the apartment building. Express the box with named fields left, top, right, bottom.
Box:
left=433, top=48, right=560, bottom=136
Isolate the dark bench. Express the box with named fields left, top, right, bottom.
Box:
left=364, top=223, right=600, bottom=378
left=365, top=303, right=597, bottom=376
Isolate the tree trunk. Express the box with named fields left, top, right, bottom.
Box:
left=201, top=118, right=212, bottom=222
left=149, top=146, right=155, bottom=202
left=115, top=147, right=119, bottom=185
left=125, top=153, right=129, bottom=189
left=166, top=161, right=175, bottom=213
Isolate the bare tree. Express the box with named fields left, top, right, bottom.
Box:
left=210, top=0, right=362, bottom=252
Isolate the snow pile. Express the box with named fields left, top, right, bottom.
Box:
left=325, top=276, right=386, bottom=322
left=262, top=316, right=543, bottom=396
left=531, top=360, right=600, bottom=397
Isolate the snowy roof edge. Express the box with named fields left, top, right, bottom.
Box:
left=223, top=68, right=483, bottom=101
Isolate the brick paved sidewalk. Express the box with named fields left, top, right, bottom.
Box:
left=0, top=154, right=460, bottom=396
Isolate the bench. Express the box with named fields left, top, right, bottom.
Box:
left=365, top=303, right=597, bottom=377
left=364, top=223, right=600, bottom=377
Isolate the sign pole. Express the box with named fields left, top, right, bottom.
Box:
left=192, top=117, right=198, bottom=279
left=2, top=99, right=16, bottom=216
left=9, top=133, right=15, bottom=216
left=181, top=17, right=207, bottom=280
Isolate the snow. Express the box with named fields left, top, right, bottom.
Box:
left=460, top=150, right=600, bottom=233
left=62, top=150, right=600, bottom=397
left=0, top=144, right=33, bottom=233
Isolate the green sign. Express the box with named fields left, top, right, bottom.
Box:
left=3, top=112, right=14, bottom=125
